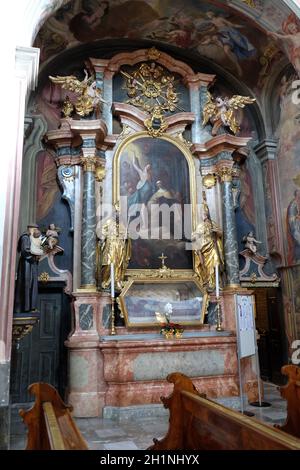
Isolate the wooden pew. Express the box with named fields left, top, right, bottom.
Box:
left=149, top=372, right=300, bottom=450
left=19, top=383, right=88, bottom=450
left=275, top=365, right=300, bottom=439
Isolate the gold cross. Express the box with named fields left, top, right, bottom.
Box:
left=158, top=252, right=167, bottom=268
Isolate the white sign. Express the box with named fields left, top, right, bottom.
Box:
left=235, top=294, right=256, bottom=359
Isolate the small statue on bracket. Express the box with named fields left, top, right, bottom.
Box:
left=202, top=91, right=256, bottom=135
left=242, top=231, right=262, bottom=255
left=41, top=223, right=60, bottom=251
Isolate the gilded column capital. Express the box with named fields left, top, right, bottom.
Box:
left=80, top=156, right=97, bottom=172
left=218, top=167, right=234, bottom=183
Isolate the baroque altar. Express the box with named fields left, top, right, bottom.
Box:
left=45, top=47, right=257, bottom=417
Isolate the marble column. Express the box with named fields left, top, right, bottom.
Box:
left=219, top=166, right=240, bottom=287
left=80, top=153, right=97, bottom=290
left=184, top=73, right=215, bottom=144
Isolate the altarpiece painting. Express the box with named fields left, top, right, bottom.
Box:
left=114, top=134, right=195, bottom=271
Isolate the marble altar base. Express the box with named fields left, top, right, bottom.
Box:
left=100, top=334, right=239, bottom=409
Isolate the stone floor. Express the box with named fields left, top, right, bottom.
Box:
left=10, top=382, right=287, bottom=450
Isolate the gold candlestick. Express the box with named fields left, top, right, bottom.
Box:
left=110, top=298, right=116, bottom=335
left=216, top=297, right=223, bottom=332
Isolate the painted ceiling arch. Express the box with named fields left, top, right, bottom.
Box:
left=34, top=0, right=299, bottom=79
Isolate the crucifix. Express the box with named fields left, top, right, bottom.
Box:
left=158, top=252, right=167, bottom=268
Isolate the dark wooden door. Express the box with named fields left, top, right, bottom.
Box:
left=255, top=287, right=287, bottom=385
left=10, top=282, right=70, bottom=403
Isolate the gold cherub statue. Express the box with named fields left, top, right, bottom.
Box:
left=49, top=69, right=106, bottom=117
left=203, top=91, right=256, bottom=135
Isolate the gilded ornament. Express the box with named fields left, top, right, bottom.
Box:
left=12, top=325, right=34, bottom=343
left=39, top=272, right=50, bottom=282
left=62, top=96, right=74, bottom=117
left=293, top=173, right=300, bottom=187
left=203, top=91, right=256, bottom=135
left=147, top=47, right=161, bottom=61
left=144, top=106, right=168, bottom=137
left=80, top=156, right=97, bottom=172
left=203, top=174, right=216, bottom=189
left=95, top=164, right=106, bottom=182
left=49, top=69, right=106, bottom=117
left=242, top=0, right=256, bottom=7
left=121, top=62, right=181, bottom=115
left=218, top=167, right=233, bottom=183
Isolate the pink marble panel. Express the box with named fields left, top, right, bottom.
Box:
left=68, top=391, right=105, bottom=417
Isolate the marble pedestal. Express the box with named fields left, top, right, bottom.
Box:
left=65, top=291, right=111, bottom=417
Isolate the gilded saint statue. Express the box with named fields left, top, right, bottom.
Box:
left=99, top=217, right=131, bottom=292
left=192, top=200, right=224, bottom=289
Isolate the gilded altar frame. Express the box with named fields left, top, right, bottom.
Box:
left=119, top=277, right=208, bottom=328
left=113, top=131, right=197, bottom=277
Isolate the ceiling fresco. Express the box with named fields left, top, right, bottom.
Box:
left=34, top=0, right=299, bottom=89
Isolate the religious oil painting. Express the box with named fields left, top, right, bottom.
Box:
left=119, top=279, right=208, bottom=327
left=115, top=135, right=195, bottom=271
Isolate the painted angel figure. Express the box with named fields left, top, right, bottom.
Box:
left=49, top=69, right=106, bottom=117
left=202, top=91, right=255, bottom=135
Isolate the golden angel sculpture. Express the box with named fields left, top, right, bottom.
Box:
left=202, top=91, right=256, bottom=136
left=192, top=199, right=224, bottom=289
left=49, top=69, right=105, bottom=117
left=99, top=217, right=131, bottom=292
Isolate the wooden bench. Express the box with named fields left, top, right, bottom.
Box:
left=19, top=383, right=88, bottom=450
left=275, top=364, right=300, bottom=439
left=148, top=372, right=300, bottom=450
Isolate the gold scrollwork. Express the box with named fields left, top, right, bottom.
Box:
left=13, top=325, right=34, bottom=343
left=144, top=106, right=168, bottom=137
left=121, top=61, right=180, bottom=115
left=80, top=156, right=97, bottom=172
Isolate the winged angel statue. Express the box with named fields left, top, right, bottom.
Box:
left=49, top=69, right=106, bottom=117
left=202, top=92, right=255, bottom=136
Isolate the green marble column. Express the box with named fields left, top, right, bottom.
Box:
left=219, top=167, right=240, bottom=286
left=80, top=154, right=97, bottom=289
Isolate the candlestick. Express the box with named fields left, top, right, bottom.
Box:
left=215, top=263, right=220, bottom=298
left=216, top=298, right=223, bottom=332
left=110, top=299, right=116, bottom=335
left=110, top=262, right=116, bottom=335
left=110, top=262, right=115, bottom=298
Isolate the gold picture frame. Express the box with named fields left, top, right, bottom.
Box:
left=119, top=277, right=208, bottom=328
left=113, top=131, right=197, bottom=275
